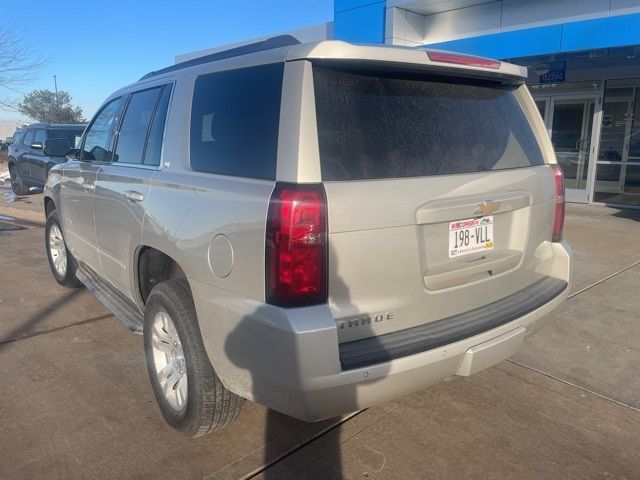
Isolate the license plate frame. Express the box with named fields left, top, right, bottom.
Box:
left=449, top=216, right=494, bottom=258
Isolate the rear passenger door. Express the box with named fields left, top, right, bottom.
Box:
left=94, top=84, right=172, bottom=300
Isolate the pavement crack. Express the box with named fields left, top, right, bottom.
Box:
left=256, top=396, right=416, bottom=480
left=0, top=313, right=114, bottom=346
left=507, top=359, right=640, bottom=414
left=568, top=260, right=640, bottom=299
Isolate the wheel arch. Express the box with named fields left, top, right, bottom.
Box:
left=135, top=246, right=188, bottom=305
left=44, top=196, right=56, bottom=218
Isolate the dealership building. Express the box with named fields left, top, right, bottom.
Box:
left=180, top=0, right=640, bottom=207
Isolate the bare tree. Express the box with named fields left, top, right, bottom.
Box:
left=0, top=26, right=44, bottom=112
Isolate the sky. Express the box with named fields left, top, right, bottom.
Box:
left=0, top=0, right=333, bottom=122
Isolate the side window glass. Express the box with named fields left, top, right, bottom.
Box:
left=143, top=85, right=172, bottom=166
left=113, top=87, right=162, bottom=164
left=34, top=129, right=47, bottom=145
left=190, top=63, right=284, bottom=179
left=22, top=130, right=35, bottom=146
left=81, top=97, right=126, bottom=162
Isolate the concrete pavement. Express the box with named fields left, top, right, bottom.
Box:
left=0, top=194, right=639, bottom=479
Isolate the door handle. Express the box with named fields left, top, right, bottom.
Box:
left=124, top=190, right=144, bottom=203
left=83, top=183, right=95, bottom=193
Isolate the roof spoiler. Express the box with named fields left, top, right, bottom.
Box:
left=139, top=35, right=301, bottom=81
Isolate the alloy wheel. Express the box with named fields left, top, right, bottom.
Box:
left=48, top=224, right=68, bottom=276
left=150, top=310, right=188, bottom=411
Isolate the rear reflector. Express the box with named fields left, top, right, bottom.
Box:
left=266, top=183, right=328, bottom=307
left=427, top=51, right=501, bottom=70
left=551, top=165, right=565, bottom=242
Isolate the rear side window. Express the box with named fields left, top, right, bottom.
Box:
left=143, top=85, right=172, bottom=166
left=114, top=87, right=163, bottom=164
left=313, top=66, right=544, bottom=181
left=190, top=63, right=284, bottom=180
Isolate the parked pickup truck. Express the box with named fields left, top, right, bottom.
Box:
left=44, top=36, right=571, bottom=437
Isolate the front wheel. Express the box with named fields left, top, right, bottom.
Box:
left=45, top=210, right=82, bottom=288
left=9, top=163, right=30, bottom=195
left=143, top=279, right=244, bottom=437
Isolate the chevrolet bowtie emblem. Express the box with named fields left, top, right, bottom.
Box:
left=474, top=200, right=501, bottom=216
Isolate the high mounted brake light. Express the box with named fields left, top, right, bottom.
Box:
left=266, top=183, right=328, bottom=307
left=426, top=51, right=501, bottom=70
left=551, top=165, right=565, bottom=242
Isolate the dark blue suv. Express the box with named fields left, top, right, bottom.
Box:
left=8, top=123, right=86, bottom=195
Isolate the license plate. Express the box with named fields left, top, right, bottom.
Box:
left=449, top=216, right=494, bottom=258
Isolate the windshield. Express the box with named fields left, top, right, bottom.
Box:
left=313, top=66, right=544, bottom=181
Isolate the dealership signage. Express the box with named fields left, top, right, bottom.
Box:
left=539, top=61, right=566, bottom=84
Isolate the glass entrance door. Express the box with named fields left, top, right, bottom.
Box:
left=548, top=97, right=598, bottom=203
left=594, top=79, right=640, bottom=206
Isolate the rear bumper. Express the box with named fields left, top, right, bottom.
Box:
left=192, top=241, right=571, bottom=422
left=338, top=276, right=567, bottom=371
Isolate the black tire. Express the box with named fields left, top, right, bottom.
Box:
left=9, top=163, right=30, bottom=195
left=143, top=279, right=244, bottom=437
left=45, top=210, right=82, bottom=288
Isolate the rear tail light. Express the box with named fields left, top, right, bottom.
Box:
left=551, top=165, right=565, bottom=242
left=266, top=183, right=328, bottom=307
left=426, top=51, right=501, bottom=70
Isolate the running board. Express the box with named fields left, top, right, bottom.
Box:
left=77, top=264, right=144, bottom=333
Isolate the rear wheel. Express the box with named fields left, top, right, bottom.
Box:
left=9, top=163, right=29, bottom=195
left=45, top=210, right=82, bottom=288
left=143, top=279, right=244, bottom=437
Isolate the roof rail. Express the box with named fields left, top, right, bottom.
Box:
left=139, top=35, right=301, bottom=81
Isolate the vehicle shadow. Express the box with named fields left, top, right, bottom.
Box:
left=0, top=288, right=83, bottom=348
left=610, top=207, right=640, bottom=222
left=225, top=245, right=390, bottom=478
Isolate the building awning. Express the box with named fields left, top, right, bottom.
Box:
left=424, top=12, right=640, bottom=60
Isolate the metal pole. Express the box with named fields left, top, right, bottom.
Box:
left=53, top=75, right=59, bottom=110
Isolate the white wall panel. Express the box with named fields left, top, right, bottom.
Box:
left=422, top=2, right=502, bottom=43
left=386, top=0, right=640, bottom=45
left=501, top=0, right=610, bottom=29
left=610, top=0, right=640, bottom=14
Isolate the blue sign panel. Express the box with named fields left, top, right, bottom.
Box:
left=539, top=61, right=566, bottom=84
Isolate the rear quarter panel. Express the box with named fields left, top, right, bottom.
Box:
left=142, top=170, right=273, bottom=300
left=140, top=70, right=276, bottom=301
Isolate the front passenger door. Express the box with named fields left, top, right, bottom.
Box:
left=61, top=97, right=126, bottom=271
left=17, top=129, right=34, bottom=180
left=95, top=85, right=172, bottom=300
left=27, top=128, right=48, bottom=186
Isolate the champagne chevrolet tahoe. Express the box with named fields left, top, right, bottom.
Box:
left=43, top=36, right=571, bottom=437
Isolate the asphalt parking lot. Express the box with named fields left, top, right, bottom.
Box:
left=1, top=188, right=639, bottom=479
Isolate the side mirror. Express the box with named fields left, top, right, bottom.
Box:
left=30, top=142, right=44, bottom=150
left=43, top=138, right=72, bottom=157
left=6, top=137, right=14, bottom=145
left=66, top=148, right=81, bottom=160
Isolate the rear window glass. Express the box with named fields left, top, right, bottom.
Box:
left=313, top=66, right=544, bottom=181
left=190, top=63, right=284, bottom=180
